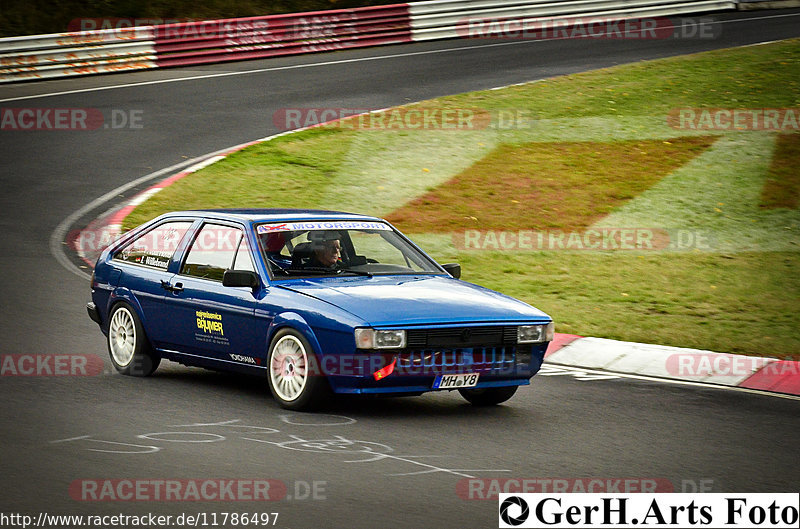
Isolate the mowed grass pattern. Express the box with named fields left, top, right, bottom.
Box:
left=761, top=132, right=800, bottom=209
left=386, top=137, right=716, bottom=232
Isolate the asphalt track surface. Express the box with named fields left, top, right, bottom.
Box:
left=1, top=9, right=799, bottom=528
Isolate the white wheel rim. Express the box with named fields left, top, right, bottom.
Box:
left=109, top=307, right=136, bottom=367
left=270, top=335, right=308, bottom=402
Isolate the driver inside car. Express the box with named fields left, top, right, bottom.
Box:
left=307, top=231, right=342, bottom=269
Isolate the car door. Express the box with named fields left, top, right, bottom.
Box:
left=160, top=221, right=261, bottom=366
left=111, top=219, right=195, bottom=348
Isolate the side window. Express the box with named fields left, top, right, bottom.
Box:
left=181, top=224, right=243, bottom=281
left=232, top=234, right=255, bottom=272
left=114, top=221, right=193, bottom=270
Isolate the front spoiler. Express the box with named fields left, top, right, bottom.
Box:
left=86, top=302, right=101, bottom=325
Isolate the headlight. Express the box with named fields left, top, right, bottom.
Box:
left=517, top=322, right=555, bottom=343
left=355, top=328, right=407, bottom=349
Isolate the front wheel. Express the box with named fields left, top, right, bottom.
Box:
left=107, top=302, right=160, bottom=376
left=459, top=386, right=518, bottom=406
left=267, top=329, right=330, bottom=411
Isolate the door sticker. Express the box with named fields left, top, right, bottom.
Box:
left=195, top=310, right=229, bottom=346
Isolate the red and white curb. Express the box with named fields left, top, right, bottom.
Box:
left=546, top=335, right=800, bottom=396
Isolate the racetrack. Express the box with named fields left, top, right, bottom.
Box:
left=1, top=9, right=799, bottom=528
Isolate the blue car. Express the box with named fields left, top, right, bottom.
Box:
left=88, top=209, right=553, bottom=410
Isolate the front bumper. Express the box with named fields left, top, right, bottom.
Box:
left=324, top=342, right=548, bottom=395
left=86, top=302, right=101, bottom=325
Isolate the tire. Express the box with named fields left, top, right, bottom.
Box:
left=459, top=386, right=518, bottom=406
left=107, top=302, right=161, bottom=376
left=266, top=328, right=330, bottom=411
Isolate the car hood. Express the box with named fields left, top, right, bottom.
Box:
left=275, top=275, right=550, bottom=326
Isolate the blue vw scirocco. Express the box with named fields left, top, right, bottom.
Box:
left=88, top=209, right=554, bottom=410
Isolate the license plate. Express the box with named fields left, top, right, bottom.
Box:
left=433, top=373, right=479, bottom=389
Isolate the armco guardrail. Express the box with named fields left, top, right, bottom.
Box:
left=0, top=0, right=737, bottom=83
left=0, top=27, right=157, bottom=82
left=408, top=0, right=737, bottom=40
left=154, top=4, right=412, bottom=68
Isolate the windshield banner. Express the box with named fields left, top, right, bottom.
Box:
left=256, top=221, right=391, bottom=233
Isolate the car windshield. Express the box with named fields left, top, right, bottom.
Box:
left=255, top=220, right=442, bottom=278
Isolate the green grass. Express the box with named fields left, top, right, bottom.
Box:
left=124, top=127, right=357, bottom=229
left=450, top=251, right=800, bottom=360
left=431, top=40, right=800, bottom=119
left=122, top=39, right=800, bottom=358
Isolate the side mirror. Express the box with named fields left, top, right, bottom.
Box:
left=223, top=270, right=260, bottom=289
left=442, top=263, right=461, bottom=279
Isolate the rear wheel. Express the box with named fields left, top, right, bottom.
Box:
left=107, top=302, right=160, bottom=376
left=267, top=329, right=330, bottom=411
left=459, top=386, right=518, bottom=406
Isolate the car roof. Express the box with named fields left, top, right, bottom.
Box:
left=162, top=208, right=384, bottom=223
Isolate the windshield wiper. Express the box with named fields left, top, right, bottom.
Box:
left=338, top=268, right=373, bottom=277
left=278, top=267, right=373, bottom=277
left=264, top=256, right=292, bottom=276
left=283, top=267, right=338, bottom=275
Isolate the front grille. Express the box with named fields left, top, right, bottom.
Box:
left=406, top=326, right=517, bottom=348
left=395, top=346, right=517, bottom=375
